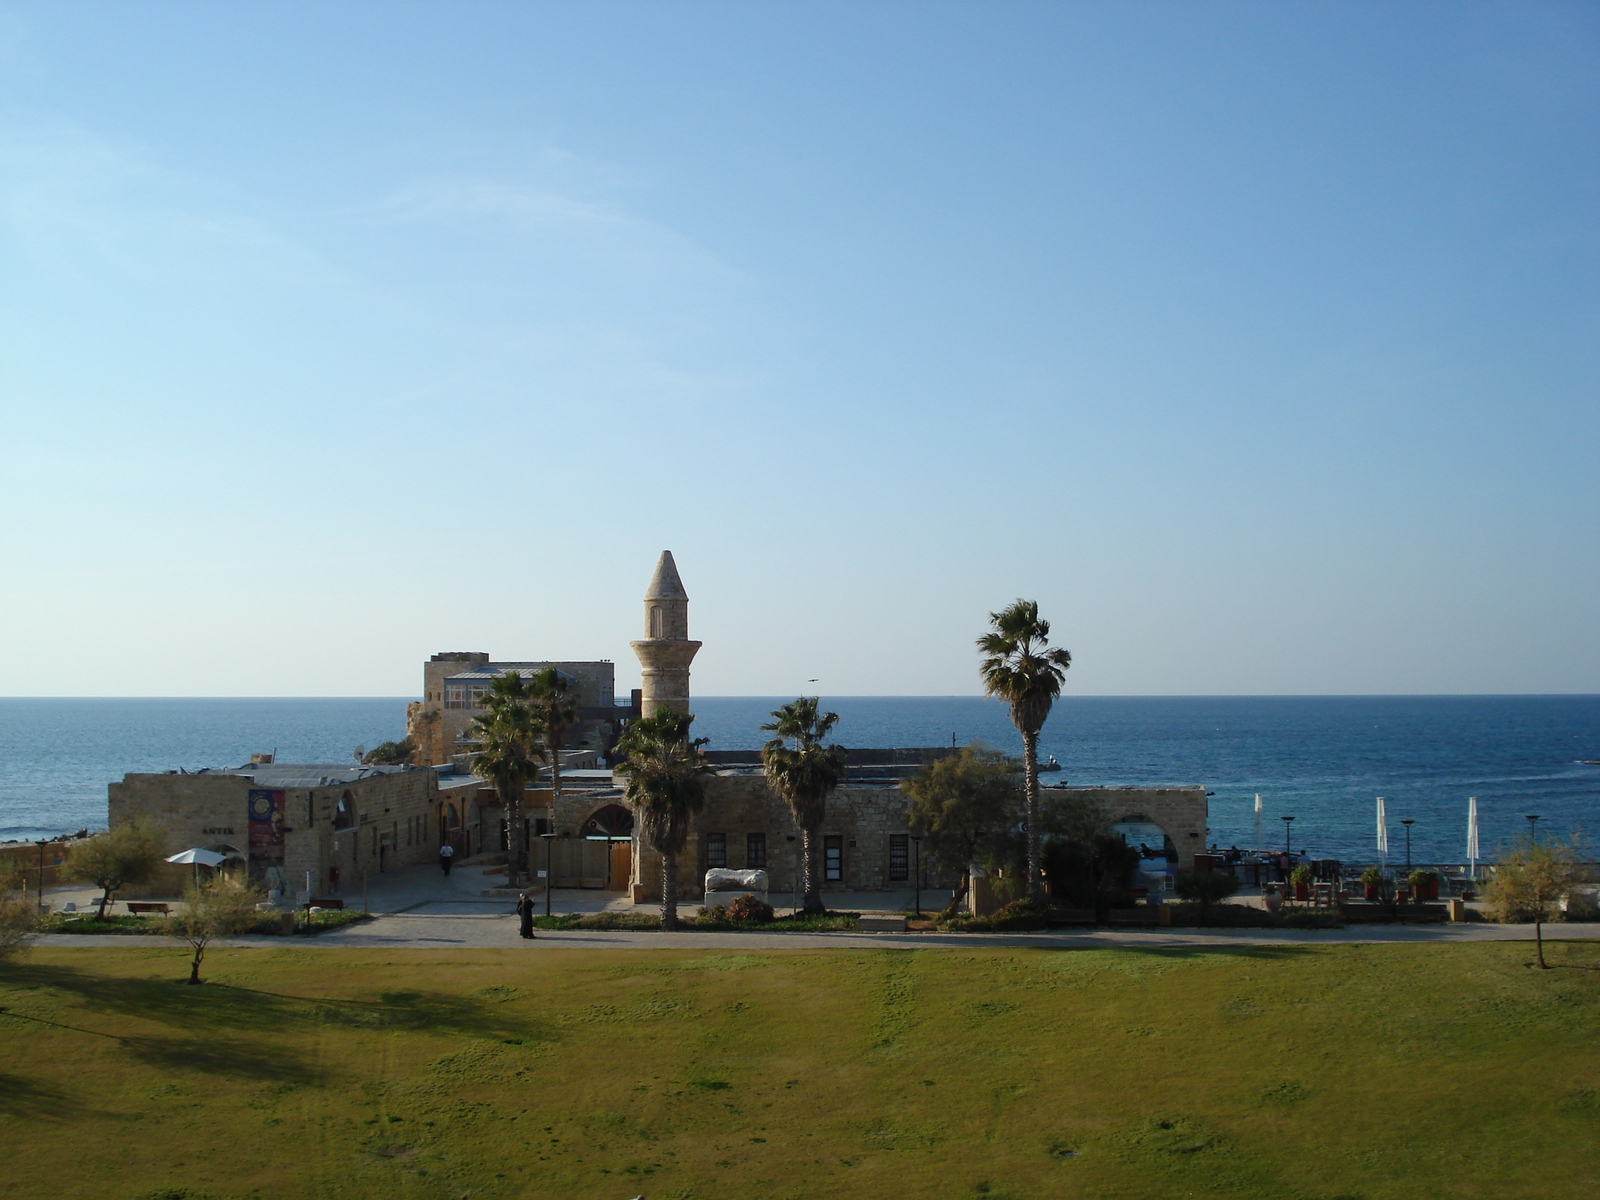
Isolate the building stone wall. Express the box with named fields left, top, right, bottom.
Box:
left=409, top=654, right=620, bottom=765
left=109, top=767, right=442, bottom=900
left=1069, top=786, right=1210, bottom=869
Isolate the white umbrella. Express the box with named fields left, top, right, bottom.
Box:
left=1467, top=797, right=1480, bottom=880
left=167, top=847, right=227, bottom=891
left=1376, top=797, right=1389, bottom=866
left=1253, top=793, right=1263, bottom=850
left=166, top=848, right=227, bottom=866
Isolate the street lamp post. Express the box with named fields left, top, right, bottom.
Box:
left=1525, top=814, right=1540, bottom=844
left=1280, top=815, right=1295, bottom=859
left=1400, top=819, right=1415, bottom=872
left=540, top=833, right=555, bottom=917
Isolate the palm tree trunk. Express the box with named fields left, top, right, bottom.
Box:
left=1022, top=728, right=1042, bottom=904
left=801, top=826, right=823, bottom=914
left=506, top=791, right=525, bottom=889
left=661, top=850, right=679, bottom=931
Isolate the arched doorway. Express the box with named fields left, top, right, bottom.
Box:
left=1111, top=813, right=1176, bottom=894
left=581, top=804, right=634, bottom=890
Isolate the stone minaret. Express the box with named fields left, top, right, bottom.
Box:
left=630, top=551, right=701, bottom=717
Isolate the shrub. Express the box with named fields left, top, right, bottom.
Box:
left=68, top=819, right=169, bottom=916
left=1360, top=864, right=1385, bottom=886
left=1289, top=864, right=1313, bottom=885
left=1408, top=869, right=1438, bottom=889
left=723, top=894, right=776, bottom=924
left=1173, top=870, right=1240, bottom=923
left=943, top=898, right=1051, bottom=933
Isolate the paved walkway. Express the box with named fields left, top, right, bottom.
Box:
left=30, top=860, right=1599, bottom=952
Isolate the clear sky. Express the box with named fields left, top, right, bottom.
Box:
left=1, top=1, right=1595, bottom=698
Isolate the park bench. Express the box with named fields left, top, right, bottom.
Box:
left=306, top=897, right=345, bottom=910
left=125, top=902, right=171, bottom=916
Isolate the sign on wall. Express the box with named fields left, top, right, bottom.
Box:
left=248, top=789, right=287, bottom=865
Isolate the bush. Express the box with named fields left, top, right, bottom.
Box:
left=1360, top=864, right=1385, bottom=886
left=1289, top=864, right=1313, bottom=885
left=943, top=898, right=1051, bottom=933
left=722, top=894, right=776, bottom=923
left=1165, top=902, right=1343, bottom=930
left=1174, top=870, right=1240, bottom=916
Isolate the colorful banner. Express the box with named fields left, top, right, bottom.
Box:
left=248, top=789, right=286, bottom=864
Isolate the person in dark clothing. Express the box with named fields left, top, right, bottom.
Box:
left=517, top=890, right=536, bottom=939
left=439, top=843, right=455, bottom=876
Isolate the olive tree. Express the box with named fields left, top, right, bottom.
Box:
left=67, top=818, right=168, bottom=917
left=165, top=875, right=265, bottom=984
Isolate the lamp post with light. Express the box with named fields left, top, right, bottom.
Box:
left=1400, top=818, right=1415, bottom=872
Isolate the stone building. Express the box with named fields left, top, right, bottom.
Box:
left=108, top=757, right=444, bottom=900
left=406, top=653, right=637, bottom=766
left=617, top=552, right=1210, bottom=902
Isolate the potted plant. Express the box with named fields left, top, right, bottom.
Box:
left=1360, top=864, right=1384, bottom=902
left=1290, top=864, right=1312, bottom=902
left=1408, top=869, right=1439, bottom=902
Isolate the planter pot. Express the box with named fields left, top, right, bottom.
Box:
left=1293, top=882, right=1310, bottom=901
left=1421, top=880, right=1439, bottom=901
left=1363, top=882, right=1379, bottom=902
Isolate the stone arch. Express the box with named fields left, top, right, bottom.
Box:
left=333, top=791, right=355, bottom=830
left=581, top=803, right=634, bottom=839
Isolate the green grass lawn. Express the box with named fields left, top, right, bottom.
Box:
left=1, top=941, right=1596, bottom=1200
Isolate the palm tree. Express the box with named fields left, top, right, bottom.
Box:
left=617, top=709, right=707, bottom=931
left=470, top=671, right=547, bottom=889
left=978, top=599, right=1071, bottom=904
left=760, top=697, right=847, bottom=915
left=528, top=667, right=580, bottom=827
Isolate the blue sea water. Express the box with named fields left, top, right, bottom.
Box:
left=2, top=696, right=1597, bottom=865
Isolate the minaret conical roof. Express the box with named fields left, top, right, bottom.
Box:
left=643, top=550, right=689, bottom=601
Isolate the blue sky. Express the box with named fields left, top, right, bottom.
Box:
left=1, top=1, right=1595, bottom=697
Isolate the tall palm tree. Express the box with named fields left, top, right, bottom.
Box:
left=470, top=671, right=547, bottom=889
left=760, top=697, right=847, bottom=915
left=528, top=667, right=580, bottom=828
left=617, top=709, right=707, bottom=931
left=978, top=600, right=1071, bottom=904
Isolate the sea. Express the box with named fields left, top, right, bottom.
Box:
left=1, top=696, right=1596, bottom=866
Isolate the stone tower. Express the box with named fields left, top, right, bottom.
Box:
left=630, top=551, right=701, bottom=717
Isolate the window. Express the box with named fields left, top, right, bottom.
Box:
left=705, top=833, right=727, bottom=870
left=824, top=835, right=843, bottom=882
left=650, top=605, right=663, bottom=638
left=445, top=686, right=467, bottom=709
left=746, top=832, right=767, bottom=869
left=889, top=835, right=909, bottom=882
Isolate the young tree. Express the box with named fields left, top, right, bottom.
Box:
left=470, top=672, right=547, bottom=889
left=978, top=600, right=1072, bottom=904
left=617, top=710, right=708, bottom=931
left=164, top=875, right=265, bottom=984
left=67, top=818, right=168, bottom=918
left=903, top=743, right=1021, bottom=918
left=0, top=897, right=35, bottom=957
left=1484, top=837, right=1582, bottom=969
left=528, top=667, right=580, bottom=827
left=760, top=698, right=848, bottom=915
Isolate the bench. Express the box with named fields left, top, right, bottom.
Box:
left=306, top=897, right=345, bottom=910
left=125, top=902, right=171, bottom=916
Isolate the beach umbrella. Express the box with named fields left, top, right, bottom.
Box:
left=167, top=847, right=226, bottom=890
left=1376, top=797, right=1389, bottom=865
left=1467, top=797, right=1480, bottom=880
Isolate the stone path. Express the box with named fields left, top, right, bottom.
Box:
left=30, top=859, right=1599, bottom=952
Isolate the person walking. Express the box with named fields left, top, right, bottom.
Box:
left=516, top=889, right=536, bottom=939
left=439, top=842, right=455, bottom=877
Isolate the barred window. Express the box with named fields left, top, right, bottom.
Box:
left=889, top=834, right=909, bottom=882
left=705, top=833, right=727, bottom=869
left=746, top=832, right=767, bottom=869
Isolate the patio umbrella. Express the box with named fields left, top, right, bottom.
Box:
left=166, top=847, right=227, bottom=890
left=1253, top=794, right=1262, bottom=851
left=1467, top=797, right=1479, bottom=880
left=1376, top=797, right=1389, bottom=867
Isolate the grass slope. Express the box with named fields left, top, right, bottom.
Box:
left=1, top=941, right=1597, bottom=1200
